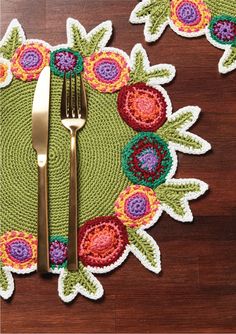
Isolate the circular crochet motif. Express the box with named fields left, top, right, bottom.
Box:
left=170, top=0, right=211, bottom=33
left=209, top=16, right=236, bottom=45
left=50, top=48, right=83, bottom=77
left=0, top=58, right=13, bottom=88
left=49, top=236, right=68, bottom=267
left=0, top=231, right=37, bottom=270
left=114, top=185, right=160, bottom=228
left=11, top=42, right=50, bottom=81
left=122, top=132, right=173, bottom=189
left=117, top=83, right=167, bottom=132
left=84, top=51, right=130, bottom=92
left=78, top=216, right=128, bottom=268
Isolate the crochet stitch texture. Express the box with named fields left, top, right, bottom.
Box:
left=0, top=18, right=211, bottom=303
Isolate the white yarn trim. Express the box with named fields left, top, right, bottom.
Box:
left=58, top=267, right=104, bottom=303
left=130, top=43, right=176, bottom=85
left=129, top=229, right=161, bottom=274
left=0, top=18, right=26, bottom=52
left=159, top=178, right=209, bottom=222
left=168, top=17, right=207, bottom=38
left=0, top=57, right=13, bottom=88
left=129, top=0, right=169, bottom=43
left=87, top=244, right=130, bottom=274
left=3, top=264, right=37, bottom=274
left=0, top=267, right=14, bottom=300
left=67, top=18, right=112, bottom=51
left=164, top=106, right=212, bottom=154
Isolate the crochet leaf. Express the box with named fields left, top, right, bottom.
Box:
left=157, top=107, right=211, bottom=154
left=221, top=46, right=236, bottom=72
left=58, top=264, right=103, bottom=302
left=156, top=179, right=208, bottom=222
left=0, top=263, right=14, bottom=300
left=68, top=19, right=112, bottom=57
left=129, top=44, right=175, bottom=85
left=128, top=228, right=161, bottom=274
left=0, top=27, right=22, bottom=59
left=130, top=0, right=170, bottom=42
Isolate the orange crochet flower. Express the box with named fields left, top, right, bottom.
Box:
left=0, top=58, right=13, bottom=88
left=114, top=185, right=160, bottom=228
left=84, top=50, right=130, bottom=92
left=11, top=42, right=50, bottom=81
left=0, top=231, right=37, bottom=271
left=170, top=0, right=211, bottom=34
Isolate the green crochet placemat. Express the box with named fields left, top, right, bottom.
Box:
left=0, top=18, right=211, bottom=303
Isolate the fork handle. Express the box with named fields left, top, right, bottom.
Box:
left=37, top=157, right=49, bottom=273
left=68, top=129, right=78, bottom=271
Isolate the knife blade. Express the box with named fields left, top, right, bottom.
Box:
left=32, top=66, right=50, bottom=273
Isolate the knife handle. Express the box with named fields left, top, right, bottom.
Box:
left=67, top=130, right=78, bottom=271
left=37, top=156, right=49, bottom=273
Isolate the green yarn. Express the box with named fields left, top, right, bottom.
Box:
left=157, top=111, right=203, bottom=150
left=156, top=182, right=201, bottom=217
left=127, top=228, right=157, bottom=267
left=223, top=46, right=236, bottom=68
left=136, top=0, right=170, bottom=36
left=0, top=263, right=9, bottom=291
left=205, top=0, right=236, bottom=17
left=0, top=27, right=22, bottom=59
left=62, top=263, right=97, bottom=296
left=209, top=15, right=236, bottom=46
left=0, top=75, right=135, bottom=238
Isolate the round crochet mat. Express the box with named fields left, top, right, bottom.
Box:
left=1, top=77, right=135, bottom=236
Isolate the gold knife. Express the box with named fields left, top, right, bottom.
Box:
left=32, top=66, right=51, bottom=273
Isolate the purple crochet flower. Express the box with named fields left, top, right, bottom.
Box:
left=126, top=194, right=148, bottom=219
left=6, top=239, right=32, bottom=262
left=49, top=239, right=67, bottom=265
left=94, top=60, right=120, bottom=81
left=210, top=16, right=236, bottom=45
left=177, top=2, right=200, bottom=25
left=50, top=48, right=83, bottom=77
left=138, top=148, right=159, bottom=172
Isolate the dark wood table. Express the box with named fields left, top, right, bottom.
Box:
left=1, top=0, right=236, bottom=333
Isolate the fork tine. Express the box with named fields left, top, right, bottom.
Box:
left=80, top=73, right=87, bottom=120
left=68, top=71, right=73, bottom=118
left=60, top=72, right=67, bottom=119
left=74, top=73, right=79, bottom=118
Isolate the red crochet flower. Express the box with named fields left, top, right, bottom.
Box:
left=117, top=83, right=167, bottom=132
left=78, top=216, right=128, bottom=268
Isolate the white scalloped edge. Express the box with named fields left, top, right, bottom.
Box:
left=3, top=264, right=37, bottom=274
left=86, top=244, right=130, bottom=274
left=163, top=106, right=212, bottom=154
left=0, top=57, right=13, bottom=88
left=0, top=267, right=14, bottom=300
left=67, top=17, right=112, bottom=51
left=0, top=18, right=26, bottom=51
left=129, top=0, right=169, bottom=43
left=130, top=43, right=176, bottom=85
left=168, top=17, right=207, bottom=38
left=129, top=229, right=161, bottom=274
left=158, top=178, right=209, bottom=222
left=58, top=267, right=104, bottom=303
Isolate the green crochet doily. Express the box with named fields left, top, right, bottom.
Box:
left=0, top=76, right=135, bottom=237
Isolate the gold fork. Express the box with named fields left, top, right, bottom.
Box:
left=60, top=72, right=87, bottom=271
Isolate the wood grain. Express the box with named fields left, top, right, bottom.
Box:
left=1, top=0, right=236, bottom=333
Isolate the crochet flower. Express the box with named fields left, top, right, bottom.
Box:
left=49, top=236, right=68, bottom=269
left=50, top=48, right=83, bottom=77
left=114, top=185, right=160, bottom=228
left=170, top=0, right=211, bottom=35
left=0, top=231, right=37, bottom=272
left=78, top=216, right=128, bottom=268
left=117, top=83, right=167, bottom=131
left=122, top=132, right=173, bottom=189
left=209, top=16, right=236, bottom=45
left=11, top=42, right=50, bottom=81
left=0, top=58, right=13, bottom=88
left=84, top=50, right=130, bottom=93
